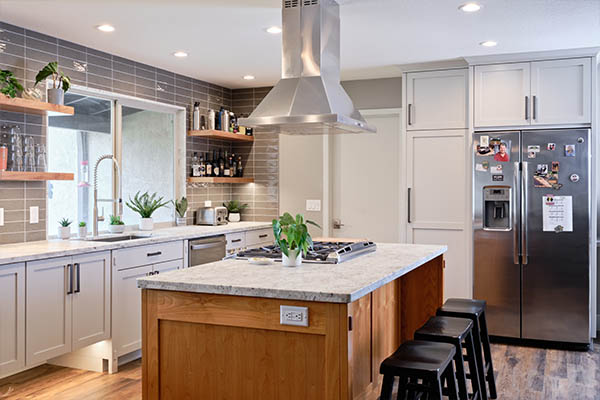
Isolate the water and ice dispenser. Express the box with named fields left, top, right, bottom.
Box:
left=483, top=186, right=512, bottom=230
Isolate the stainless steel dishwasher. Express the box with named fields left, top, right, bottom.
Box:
left=188, top=235, right=226, bottom=267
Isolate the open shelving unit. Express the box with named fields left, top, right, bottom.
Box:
left=187, top=177, right=254, bottom=184
left=0, top=96, right=74, bottom=116
left=187, top=130, right=254, bottom=143
left=0, top=171, right=74, bottom=181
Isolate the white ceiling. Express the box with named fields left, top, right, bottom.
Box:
left=1, top=0, right=599, bottom=89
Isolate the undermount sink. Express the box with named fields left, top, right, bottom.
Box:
left=86, top=235, right=149, bottom=243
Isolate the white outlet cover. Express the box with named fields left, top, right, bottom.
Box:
left=204, top=200, right=212, bottom=207
left=0, top=208, right=4, bottom=226
left=306, top=199, right=321, bottom=212
left=30, top=206, right=39, bottom=224
left=280, top=305, right=309, bottom=327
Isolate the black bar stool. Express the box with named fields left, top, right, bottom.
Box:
left=437, top=299, right=497, bottom=400
left=414, top=316, right=482, bottom=400
left=379, top=340, right=460, bottom=400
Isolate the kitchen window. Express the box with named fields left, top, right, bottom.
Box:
left=47, top=88, right=185, bottom=235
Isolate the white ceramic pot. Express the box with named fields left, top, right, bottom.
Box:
left=47, top=88, right=64, bottom=105
left=140, top=218, right=154, bottom=231
left=176, top=217, right=187, bottom=226
left=78, top=226, right=87, bottom=238
left=228, top=213, right=240, bottom=222
left=282, top=249, right=302, bottom=267
left=58, top=226, right=71, bottom=240
left=109, top=224, right=126, bottom=234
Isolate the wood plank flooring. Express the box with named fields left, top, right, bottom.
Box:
left=0, top=342, right=598, bottom=399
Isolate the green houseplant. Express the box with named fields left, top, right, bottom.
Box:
left=0, top=69, right=24, bottom=98
left=223, top=200, right=248, bottom=223
left=126, top=191, right=169, bottom=231
left=109, top=215, right=126, bottom=234
left=272, top=212, right=320, bottom=267
left=58, top=218, right=72, bottom=239
left=172, top=197, right=188, bottom=226
left=34, top=61, right=71, bottom=105
left=78, top=221, right=87, bottom=238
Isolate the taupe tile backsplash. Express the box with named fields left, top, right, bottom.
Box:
left=0, top=21, right=279, bottom=243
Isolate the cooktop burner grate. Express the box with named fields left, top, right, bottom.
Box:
left=236, top=241, right=376, bottom=264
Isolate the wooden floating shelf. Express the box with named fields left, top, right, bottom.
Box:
left=0, top=96, right=74, bottom=116
left=187, top=177, right=254, bottom=184
left=0, top=171, right=75, bottom=181
left=187, top=130, right=254, bottom=142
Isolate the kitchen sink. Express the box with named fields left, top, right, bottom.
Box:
left=86, top=235, right=150, bottom=243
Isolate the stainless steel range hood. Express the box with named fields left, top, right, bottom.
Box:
left=238, top=0, right=375, bottom=135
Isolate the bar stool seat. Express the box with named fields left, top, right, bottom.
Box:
left=437, top=299, right=497, bottom=400
left=415, top=316, right=482, bottom=400
left=380, top=340, right=460, bottom=400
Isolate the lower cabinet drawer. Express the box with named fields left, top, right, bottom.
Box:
left=113, top=241, right=183, bottom=270
left=246, top=228, right=274, bottom=247
left=226, top=232, right=246, bottom=251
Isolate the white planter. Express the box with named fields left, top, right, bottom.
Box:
left=139, top=218, right=154, bottom=231
left=47, top=88, right=64, bottom=105
left=58, top=226, right=71, bottom=240
left=109, top=224, right=126, bottom=234
left=282, top=249, right=302, bottom=267
left=228, top=213, right=240, bottom=222
left=78, top=226, right=87, bottom=238
left=176, top=217, right=187, bottom=226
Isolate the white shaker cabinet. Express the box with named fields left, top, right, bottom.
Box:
left=0, top=263, right=25, bottom=377
left=26, top=256, right=73, bottom=365
left=530, top=58, right=591, bottom=125
left=406, top=69, right=468, bottom=130
left=474, top=63, right=531, bottom=128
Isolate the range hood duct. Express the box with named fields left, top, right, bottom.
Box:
left=238, top=0, right=376, bottom=135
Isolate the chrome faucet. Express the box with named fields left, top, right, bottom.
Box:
left=93, top=154, right=123, bottom=236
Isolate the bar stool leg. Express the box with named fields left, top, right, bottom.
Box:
left=445, top=361, right=460, bottom=400
left=430, top=378, right=443, bottom=400
left=479, top=311, right=497, bottom=399
left=465, top=331, right=482, bottom=400
left=470, top=318, right=489, bottom=400
left=452, top=339, right=469, bottom=400
left=380, top=374, right=395, bottom=400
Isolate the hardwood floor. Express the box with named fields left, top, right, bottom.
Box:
left=0, top=342, right=598, bottom=399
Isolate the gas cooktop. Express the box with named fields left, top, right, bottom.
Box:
left=236, top=241, right=377, bottom=264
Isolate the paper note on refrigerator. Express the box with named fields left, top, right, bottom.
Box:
left=542, top=195, right=573, bottom=232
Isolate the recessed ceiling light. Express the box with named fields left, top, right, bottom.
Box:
left=243, top=75, right=256, bottom=80
left=266, top=26, right=282, bottom=34
left=480, top=40, right=497, bottom=47
left=459, top=2, right=481, bottom=12
left=173, top=51, right=188, bottom=58
left=96, top=24, right=115, bottom=32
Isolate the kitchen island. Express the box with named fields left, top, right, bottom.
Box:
left=138, top=243, right=446, bottom=400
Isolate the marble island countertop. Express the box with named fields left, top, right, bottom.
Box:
left=137, top=243, right=447, bottom=303
left=0, top=222, right=271, bottom=265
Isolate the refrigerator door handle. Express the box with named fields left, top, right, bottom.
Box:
left=513, top=162, right=520, bottom=265
left=521, top=161, right=528, bottom=265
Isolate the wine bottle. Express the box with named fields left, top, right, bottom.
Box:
left=213, top=149, right=220, bottom=176
left=223, top=150, right=230, bottom=177
left=199, top=153, right=206, bottom=177
left=230, top=153, right=236, bottom=177
left=191, top=152, right=200, bottom=177
left=219, top=150, right=225, bottom=174
left=205, top=152, right=212, bottom=176
left=237, top=156, right=243, bottom=177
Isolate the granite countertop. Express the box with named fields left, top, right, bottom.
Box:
left=137, top=243, right=447, bottom=303
left=0, top=222, right=271, bottom=265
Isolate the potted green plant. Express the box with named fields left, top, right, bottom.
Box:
left=34, top=61, right=71, bottom=105
left=0, top=69, right=24, bottom=98
left=78, top=221, right=87, bottom=238
left=126, top=191, right=169, bottom=231
left=172, top=197, right=188, bottom=226
left=272, top=212, right=320, bottom=267
left=223, top=200, right=248, bottom=223
left=58, top=218, right=72, bottom=239
left=109, top=215, right=126, bottom=234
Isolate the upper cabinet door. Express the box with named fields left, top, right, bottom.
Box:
left=474, top=63, right=531, bottom=128
left=72, top=252, right=111, bottom=351
left=531, top=58, right=591, bottom=125
left=406, top=69, right=468, bottom=131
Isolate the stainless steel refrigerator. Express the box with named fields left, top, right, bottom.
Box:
left=473, top=129, right=591, bottom=344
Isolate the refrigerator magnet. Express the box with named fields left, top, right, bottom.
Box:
left=536, top=164, right=548, bottom=176
left=547, top=143, right=556, bottom=151
left=565, top=144, right=576, bottom=157
left=528, top=151, right=537, bottom=159
left=551, top=161, right=559, bottom=173
left=528, top=145, right=541, bottom=153
left=490, top=165, right=502, bottom=174
left=475, top=163, right=486, bottom=172
left=570, top=174, right=580, bottom=183
left=533, top=175, right=552, bottom=188
left=492, top=175, right=504, bottom=182
left=482, top=161, right=489, bottom=170
left=480, top=135, right=489, bottom=147
left=477, top=145, right=493, bottom=156
left=493, top=142, right=510, bottom=162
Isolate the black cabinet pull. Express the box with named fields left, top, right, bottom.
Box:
left=259, top=234, right=268, bottom=239
left=147, top=251, right=162, bottom=257
left=231, top=239, right=242, bottom=243
left=74, top=263, right=81, bottom=293
left=66, top=264, right=73, bottom=295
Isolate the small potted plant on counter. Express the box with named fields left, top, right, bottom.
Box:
left=109, top=215, right=126, bottom=234
left=78, top=221, right=87, bottom=238
left=223, top=200, right=248, bottom=223
left=172, top=196, right=188, bottom=226
left=34, top=61, right=71, bottom=105
left=58, top=218, right=72, bottom=239
left=126, top=191, right=169, bottom=231
left=272, top=212, right=320, bottom=267
left=1, top=69, right=24, bottom=98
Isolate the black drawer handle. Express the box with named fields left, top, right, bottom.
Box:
left=147, top=251, right=162, bottom=257
left=259, top=234, right=268, bottom=238
left=231, top=239, right=242, bottom=243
